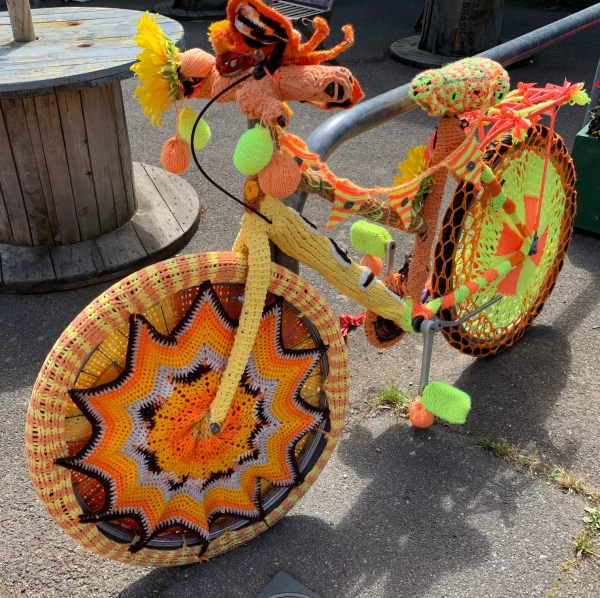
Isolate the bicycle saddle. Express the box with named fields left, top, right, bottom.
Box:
left=410, top=57, right=510, bottom=117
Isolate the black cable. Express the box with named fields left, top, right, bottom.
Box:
left=189, top=72, right=272, bottom=224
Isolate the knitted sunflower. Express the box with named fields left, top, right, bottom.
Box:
left=393, top=145, right=428, bottom=185
left=131, top=13, right=183, bottom=127
left=394, top=145, right=432, bottom=211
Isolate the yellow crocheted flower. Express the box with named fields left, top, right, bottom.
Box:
left=131, top=13, right=182, bottom=127
left=393, top=144, right=429, bottom=186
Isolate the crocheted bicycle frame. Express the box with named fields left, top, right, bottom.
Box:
left=26, top=1, right=586, bottom=567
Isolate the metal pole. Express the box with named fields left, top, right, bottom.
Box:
left=282, top=4, right=600, bottom=243
left=307, top=4, right=600, bottom=161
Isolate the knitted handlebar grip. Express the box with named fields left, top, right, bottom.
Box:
left=350, top=221, right=392, bottom=258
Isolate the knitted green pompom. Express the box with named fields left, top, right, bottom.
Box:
left=420, top=381, right=471, bottom=424
left=178, top=106, right=211, bottom=149
left=233, top=125, right=274, bottom=175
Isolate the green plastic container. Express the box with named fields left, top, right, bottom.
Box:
left=572, top=124, right=600, bottom=234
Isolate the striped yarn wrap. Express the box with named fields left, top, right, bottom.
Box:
left=26, top=252, right=349, bottom=566
left=278, top=126, right=489, bottom=231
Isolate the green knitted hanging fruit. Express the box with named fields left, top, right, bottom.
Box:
left=420, top=381, right=471, bottom=424
left=178, top=106, right=211, bottom=149
left=233, top=124, right=274, bottom=175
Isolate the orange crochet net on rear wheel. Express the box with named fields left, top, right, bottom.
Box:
left=432, top=125, right=576, bottom=357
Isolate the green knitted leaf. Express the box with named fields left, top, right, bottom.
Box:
left=421, top=381, right=471, bottom=424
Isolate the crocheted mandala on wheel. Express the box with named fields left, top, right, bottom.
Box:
left=56, top=281, right=326, bottom=554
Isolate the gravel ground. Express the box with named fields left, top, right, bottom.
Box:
left=1, top=0, right=599, bottom=596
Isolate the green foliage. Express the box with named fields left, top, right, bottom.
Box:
left=572, top=528, right=597, bottom=558
left=583, top=507, right=600, bottom=531
left=376, top=384, right=410, bottom=408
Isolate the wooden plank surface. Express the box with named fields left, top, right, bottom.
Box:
left=33, top=93, right=81, bottom=243
left=0, top=176, right=14, bottom=243
left=0, top=243, right=54, bottom=285
left=50, top=239, right=105, bottom=281
left=111, top=79, right=136, bottom=218
left=80, top=84, right=119, bottom=234
left=95, top=221, right=147, bottom=273
left=22, top=96, right=60, bottom=242
left=0, top=7, right=184, bottom=96
left=0, top=103, right=31, bottom=244
left=1, top=97, right=53, bottom=244
left=143, top=163, right=201, bottom=233
left=131, top=162, right=184, bottom=254
left=0, top=163, right=200, bottom=291
left=56, top=88, right=101, bottom=240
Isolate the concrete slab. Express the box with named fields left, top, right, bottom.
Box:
left=117, top=417, right=586, bottom=598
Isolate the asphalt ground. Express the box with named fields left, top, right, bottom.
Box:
left=1, top=1, right=599, bottom=596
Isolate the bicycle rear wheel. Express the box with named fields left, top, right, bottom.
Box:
left=26, top=252, right=348, bottom=566
left=432, top=124, right=576, bottom=357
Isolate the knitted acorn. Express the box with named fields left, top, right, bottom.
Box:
left=160, top=136, right=191, bottom=174
left=178, top=106, right=211, bottom=149
left=258, top=152, right=301, bottom=198
left=179, top=48, right=215, bottom=80
left=408, top=400, right=434, bottom=429
left=233, top=125, right=274, bottom=175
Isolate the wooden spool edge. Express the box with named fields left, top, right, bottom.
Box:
left=0, top=163, right=201, bottom=293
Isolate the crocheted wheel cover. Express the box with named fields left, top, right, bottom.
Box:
left=432, top=125, right=575, bottom=357
left=26, top=253, right=348, bottom=565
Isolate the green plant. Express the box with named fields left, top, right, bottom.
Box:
left=572, top=528, right=598, bottom=558
left=476, top=437, right=539, bottom=469
left=552, top=467, right=585, bottom=494
left=583, top=507, right=600, bottom=531
left=376, top=384, right=411, bottom=409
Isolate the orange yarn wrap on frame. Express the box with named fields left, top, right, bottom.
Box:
left=405, top=118, right=468, bottom=301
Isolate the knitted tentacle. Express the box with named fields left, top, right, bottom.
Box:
left=209, top=218, right=272, bottom=425
left=295, top=16, right=330, bottom=55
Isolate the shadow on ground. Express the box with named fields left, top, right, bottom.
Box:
left=119, top=420, right=559, bottom=598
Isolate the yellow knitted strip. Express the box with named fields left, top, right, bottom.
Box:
left=260, top=196, right=410, bottom=328
left=209, top=219, right=272, bottom=425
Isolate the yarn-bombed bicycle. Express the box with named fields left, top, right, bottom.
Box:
left=26, top=0, right=588, bottom=567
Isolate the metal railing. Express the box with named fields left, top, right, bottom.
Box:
left=281, top=3, right=600, bottom=229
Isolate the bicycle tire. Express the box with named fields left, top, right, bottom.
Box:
left=432, top=124, right=576, bottom=357
left=26, top=252, right=348, bottom=566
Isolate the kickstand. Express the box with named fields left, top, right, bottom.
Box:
left=417, top=318, right=441, bottom=394
left=416, top=295, right=502, bottom=394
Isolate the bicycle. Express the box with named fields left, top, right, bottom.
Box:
left=26, top=0, right=588, bottom=567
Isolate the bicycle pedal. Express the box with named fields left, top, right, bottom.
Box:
left=420, top=381, right=471, bottom=424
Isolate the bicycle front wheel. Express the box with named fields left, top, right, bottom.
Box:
left=432, top=125, right=576, bottom=357
left=26, top=252, right=348, bottom=566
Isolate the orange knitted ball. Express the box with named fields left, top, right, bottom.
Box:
left=408, top=400, right=434, bottom=429
left=179, top=48, right=215, bottom=80
left=360, top=254, right=384, bottom=277
left=160, top=137, right=191, bottom=174
left=258, top=152, right=302, bottom=199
